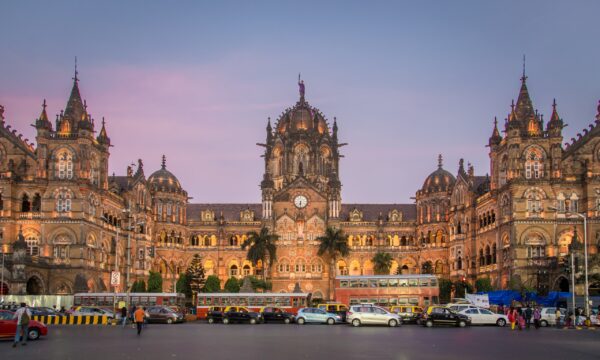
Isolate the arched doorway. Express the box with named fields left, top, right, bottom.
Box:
left=556, top=276, right=569, bottom=292
left=0, top=281, right=9, bottom=295
left=26, top=276, right=44, bottom=295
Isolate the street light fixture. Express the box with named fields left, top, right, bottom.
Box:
left=568, top=212, right=590, bottom=319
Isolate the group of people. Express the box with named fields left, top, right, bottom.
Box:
left=120, top=305, right=147, bottom=335
left=503, top=305, right=543, bottom=330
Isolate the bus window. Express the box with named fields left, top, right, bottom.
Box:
left=379, top=298, right=389, bottom=306
left=432, top=296, right=439, bottom=304
left=389, top=278, right=398, bottom=287
left=360, top=299, right=369, bottom=304
left=359, top=280, right=368, bottom=288
left=409, top=298, right=419, bottom=305
left=350, top=298, right=359, bottom=305
left=419, top=279, right=429, bottom=287
left=398, top=279, right=408, bottom=287
left=379, top=279, right=388, bottom=288
left=149, top=297, right=157, bottom=304
left=424, top=297, right=430, bottom=306
left=340, top=280, right=349, bottom=288
left=408, top=279, right=418, bottom=287
left=265, top=297, right=273, bottom=304
left=430, top=278, right=438, bottom=287
left=398, top=298, right=408, bottom=304
left=369, top=280, right=378, bottom=288
left=389, top=298, right=398, bottom=306
left=369, top=299, right=378, bottom=304
left=350, top=280, right=359, bottom=288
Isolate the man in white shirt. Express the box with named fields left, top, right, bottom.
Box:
left=12, top=303, right=31, bottom=347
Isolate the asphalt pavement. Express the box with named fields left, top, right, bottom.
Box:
left=1, top=322, right=599, bottom=360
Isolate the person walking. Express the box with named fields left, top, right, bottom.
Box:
left=12, top=303, right=31, bottom=348
left=555, top=308, right=562, bottom=329
left=121, top=306, right=128, bottom=328
left=134, top=305, right=145, bottom=335
left=508, top=307, right=517, bottom=330
left=533, top=307, right=541, bottom=329
left=524, top=305, right=533, bottom=329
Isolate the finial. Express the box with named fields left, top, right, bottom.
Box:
left=494, top=116, right=498, bottom=127
left=84, top=99, right=87, bottom=110
left=161, top=154, right=166, bottom=169
left=73, top=56, right=79, bottom=83
left=552, top=98, right=557, bottom=111
left=438, top=154, right=443, bottom=169
left=521, top=54, right=527, bottom=82
left=511, top=99, right=515, bottom=110
left=42, top=99, right=47, bottom=111
left=102, top=116, right=106, bottom=126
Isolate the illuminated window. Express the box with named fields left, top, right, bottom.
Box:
left=57, top=152, right=73, bottom=179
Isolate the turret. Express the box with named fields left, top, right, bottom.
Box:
left=488, top=117, right=502, bottom=147
left=34, top=99, right=53, bottom=135
left=546, top=99, right=564, bottom=137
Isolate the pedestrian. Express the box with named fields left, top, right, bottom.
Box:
left=533, top=307, right=541, bottom=329
left=134, top=305, right=145, bottom=335
left=508, top=307, right=517, bottom=330
left=555, top=308, right=562, bottom=328
left=59, top=306, right=66, bottom=313
left=121, top=306, right=127, bottom=328
left=524, top=305, right=533, bottom=329
left=12, top=303, right=31, bottom=348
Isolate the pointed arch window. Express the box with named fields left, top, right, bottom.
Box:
left=26, top=234, right=39, bottom=256
left=57, top=152, right=74, bottom=179
left=56, top=190, right=72, bottom=212
left=525, top=149, right=543, bottom=179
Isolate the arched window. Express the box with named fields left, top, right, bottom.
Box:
left=26, top=234, right=39, bottom=256
left=56, top=190, right=72, bottom=212
left=479, top=249, right=485, bottom=266
left=191, top=235, right=199, bottom=247
left=21, top=194, right=31, bottom=212
left=525, top=148, right=543, bottom=179
left=485, top=245, right=491, bottom=265
left=295, top=259, right=306, bottom=273
left=311, top=260, right=323, bottom=273
left=32, top=193, right=41, bottom=212
left=278, top=260, right=290, bottom=273
left=457, top=257, right=462, bottom=270
left=526, top=191, right=542, bottom=214
left=400, top=236, right=407, bottom=247
left=229, top=235, right=238, bottom=247
left=229, top=264, right=238, bottom=277
left=492, top=244, right=497, bottom=264
left=57, top=151, right=73, bottom=179
left=242, top=264, right=251, bottom=276
left=0, top=193, right=3, bottom=210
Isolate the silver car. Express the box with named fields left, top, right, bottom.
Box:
left=347, top=304, right=401, bottom=327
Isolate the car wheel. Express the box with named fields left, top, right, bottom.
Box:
left=416, top=319, right=422, bottom=325
left=496, top=318, right=506, bottom=327
left=250, top=318, right=257, bottom=325
left=223, top=318, right=230, bottom=324
left=540, top=320, right=548, bottom=327
left=425, top=320, right=434, bottom=328
left=352, top=319, right=361, bottom=327
left=297, top=317, right=306, bottom=325
left=326, top=318, right=335, bottom=325
left=458, top=320, right=467, bottom=328
left=284, top=318, right=291, bottom=324
left=208, top=318, right=214, bottom=324
left=28, top=328, right=40, bottom=340
left=166, top=318, right=173, bottom=324
left=388, top=319, right=398, bottom=327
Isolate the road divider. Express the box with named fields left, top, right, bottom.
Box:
left=32, top=315, right=111, bottom=325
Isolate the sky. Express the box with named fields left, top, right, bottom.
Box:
left=1, top=1, right=599, bottom=204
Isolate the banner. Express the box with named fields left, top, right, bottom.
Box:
left=466, top=293, right=490, bottom=308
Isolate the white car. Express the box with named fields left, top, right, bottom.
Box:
left=539, top=307, right=566, bottom=327
left=459, top=307, right=508, bottom=326
left=447, top=304, right=479, bottom=313
left=347, top=304, right=402, bottom=327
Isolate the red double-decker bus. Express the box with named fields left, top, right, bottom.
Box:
left=196, top=293, right=311, bottom=319
left=334, top=275, right=439, bottom=308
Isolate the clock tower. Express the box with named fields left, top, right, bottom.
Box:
left=259, top=79, right=343, bottom=296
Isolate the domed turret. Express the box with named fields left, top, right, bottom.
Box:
left=148, top=155, right=185, bottom=194
left=420, top=155, right=456, bottom=194
left=276, top=101, right=329, bottom=135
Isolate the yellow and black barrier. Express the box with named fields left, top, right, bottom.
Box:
left=32, top=315, right=110, bottom=325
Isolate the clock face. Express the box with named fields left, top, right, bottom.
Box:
left=294, top=195, right=308, bottom=209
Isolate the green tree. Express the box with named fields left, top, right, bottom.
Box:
left=372, top=252, right=393, bottom=275
left=186, top=254, right=206, bottom=304
left=176, top=273, right=191, bottom=297
left=454, top=280, right=474, bottom=298
left=202, top=275, right=221, bottom=293
left=475, top=277, right=494, bottom=293
left=245, top=275, right=272, bottom=292
left=224, top=277, right=241, bottom=293
left=317, top=227, right=350, bottom=300
left=438, top=278, right=452, bottom=304
left=147, top=271, right=163, bottom=293
left=131, top=280, right=146, bottom=292
left=242, top=227, right=278, bottom=280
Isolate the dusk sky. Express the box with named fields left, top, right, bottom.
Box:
left=1, top=1, right=599, bottom=204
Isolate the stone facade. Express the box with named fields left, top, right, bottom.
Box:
left=0, top=71, right=599, bottom=299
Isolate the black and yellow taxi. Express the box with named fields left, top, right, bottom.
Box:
left=389, top=305, right=424, bottom=324
left=207, top=306, right=226, bottom=324
left=421, top=305, right=471, bottom=328
left=317, top=303, right=349, bottom=322
left=258, top=306, right=294, bottom=324
left=222, top=306, right=262, bottom=325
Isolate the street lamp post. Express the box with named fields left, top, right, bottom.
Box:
left=571, top=212, right=590, bottom=318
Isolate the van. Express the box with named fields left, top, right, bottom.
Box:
left=317, top=303, right=349, bottom=322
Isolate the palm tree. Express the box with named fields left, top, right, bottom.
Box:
left=317, top=227, right=350, bottom=300
left=372, top=252, right=393, bottom=275
left=241, top=227, right=278, bottom=281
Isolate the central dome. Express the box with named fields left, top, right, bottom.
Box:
left=276, top=83, right=330, bottom=135
left=421, top=155, right=455, bottom=194
left=148, top=155, right=184, bottom=194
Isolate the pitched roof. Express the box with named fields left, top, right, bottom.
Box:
left=187, top=203, right=262, bottom=222
left=341, top=203, right=416, bottom=221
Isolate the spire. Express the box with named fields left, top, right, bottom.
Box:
left=134, top=158, right=145, bottom=179
left=437, top=154, right=443, bottom=169
left=64, top=59, right=86, bottom=127
left=40, top=99, right=49, bottom=121
left=547, top=98, right=564, bottom=137
left=161, top=155, right=167, bottom=169
left=458, top=158, right=466, bottom=176
left=489, top=117, right=502, bottom=146
left=97, top=117, right=110, bottom=145
left=515, top=58, right=535, bottom=122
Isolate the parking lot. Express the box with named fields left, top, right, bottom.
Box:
left=1, top=322, right=599, bottom=360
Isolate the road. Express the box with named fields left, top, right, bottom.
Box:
left=1, top=322, right=599, bottom=360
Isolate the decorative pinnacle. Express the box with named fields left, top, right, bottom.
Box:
left=42, top=99, right=47, bottom=111
left=73, top=56, right=79, bottom=83
left=161, top=155, right=166, bottom=169
left=438, top=154, right=443, bottom=169
left=521, top=54, right=527, bottom=82
left=552, top=98, right=557, bottom=111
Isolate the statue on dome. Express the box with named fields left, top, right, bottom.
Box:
left=298, top=73, right=305, bottom=99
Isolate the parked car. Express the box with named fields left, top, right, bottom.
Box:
left=0, top=310, right=48, bottom=340
left=207, top=306, right=226, bottom=324
left=317, top=303, right=349, bottom=322
left=347, top=304, right=401, bottom=327
left=69, top=306, right=115, bottom=319
left=146, top=306, right=185, bottom=324
left=422, top=306, right=471, bottom=327
left=295, top=308, right=341, bottom=325
left=259, top=306, right=294, bottom=324
left=539, top=307, right=566, bottom=327
left=222, top=306, right=262, bottom=324
left=447, top=304, right=479, bottom=313
left=30, top=307, right=60, bottom=317
left=389, top=305, right=423, bottom=324
left=458, top=307, right=508, bottom=326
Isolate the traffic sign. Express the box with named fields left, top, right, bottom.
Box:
left=110, top=271, right=121, bottom=286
